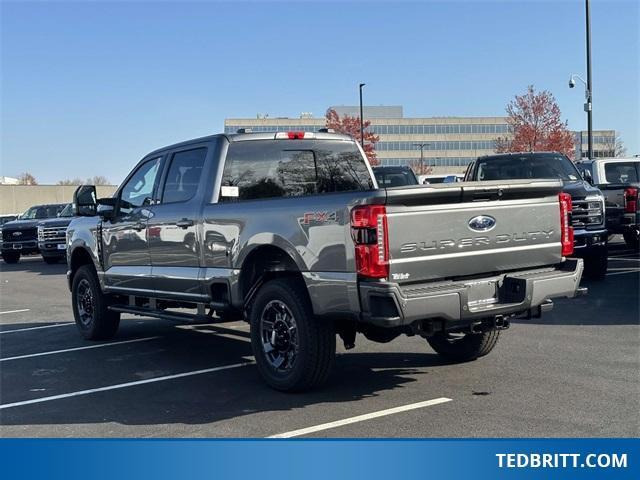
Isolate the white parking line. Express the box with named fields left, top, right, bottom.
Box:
left=0, top=336, right=161, bottom=362
left=606, top=270, right=640, bottom=277
left=0, top=323, right=73, bottom=335
left=0, top=309, right=30, bottom=315
left=268, top=397, right=453, bottom=438
left=0, top=361, right=254, bottom=410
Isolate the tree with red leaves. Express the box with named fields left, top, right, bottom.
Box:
left=496, top=85, right=575, bottom=159
left=325, top=108, right=380, bottom=165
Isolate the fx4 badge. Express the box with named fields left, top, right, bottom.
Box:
left=301, top=211, right=338, bottom=225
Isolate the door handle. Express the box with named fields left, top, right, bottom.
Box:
left=132, top=223, right=146, bottom=232
left=176, top=219, right=194, bottom=229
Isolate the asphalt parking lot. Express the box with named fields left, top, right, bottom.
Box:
left=0, top=237, right=638, bottom=438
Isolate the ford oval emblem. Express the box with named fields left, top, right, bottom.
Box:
left=468, top=215, right=496, bottom=232
left=12, top=231, right=23, bottom=236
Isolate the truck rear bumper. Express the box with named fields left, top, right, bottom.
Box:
left=359, top=259, right=584, bottom=328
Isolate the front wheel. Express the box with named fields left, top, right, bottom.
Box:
left=249, top=277, right=335, bottom=392
left=71, top=265, right=120, bottom=340
left=427, top=329, right=500, bottom=362
left=2, top=251, right=20, bottom=264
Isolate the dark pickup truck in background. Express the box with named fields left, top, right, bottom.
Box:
left=1, top=203, right=67, bottom=264
left=67, top=131, right=585, bottom=391
left=576, top=158, right=639, bottom=250
left=37, top=203, right=75, bottom=264
left=465, top=152, right=609, bottom=279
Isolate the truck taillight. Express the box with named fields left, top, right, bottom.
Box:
left=350, top=205, right=389, bottom=279
left=624, top=187, right=638, bottom=213
left=559, top=192, right=574, bottom=257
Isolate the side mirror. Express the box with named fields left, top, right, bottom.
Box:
left=73, top=185, right=97, bottom=216
left=97, top=197, right=117, bottom=220
left=582, top=169, right=593, bottom=185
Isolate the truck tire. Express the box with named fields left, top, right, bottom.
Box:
left=249, top=277, right=335, bottom=392
left=43, top=256, right=61, bottom=264
left=71, top=265, right=120, bottom=340
left=2, top=252, right=20, bottom=264
left=623, top=231, right=639, bottom=250
left=583, top=250, right=608, bottom=280
left=427, top=329, right=500, bottom=362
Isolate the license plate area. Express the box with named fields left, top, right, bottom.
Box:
left=465, top=280, right=498, bottom=308
left=13, top=244, right=22, bottom=250
left=57, top=244, right=66, bottom=250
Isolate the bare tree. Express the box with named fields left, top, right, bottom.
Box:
left=88, top=175, right=111, bottom=185
left=17, top=172, right=38, bottom=185
left=57, top=178, right=84, bottom=186
left=57, top=176, right=111, bottom=186
left=601, top=135, right=627, bottom=157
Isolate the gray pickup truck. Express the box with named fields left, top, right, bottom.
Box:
left=576, top=158, right=639, bottom=250
left=67, top=130, right=585, bottom=391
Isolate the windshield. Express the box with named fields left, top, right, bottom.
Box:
left=474, top=154, right=581, bottom=182
left=58, top=204, right=74, bottom=217
left=374, top=168, right=419, bottom=187
left=19, top=205, right=64, bottom=220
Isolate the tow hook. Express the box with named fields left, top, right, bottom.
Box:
left=494, top=315, right=510, bottom=330
left=470, top=321, right=483, bottom=334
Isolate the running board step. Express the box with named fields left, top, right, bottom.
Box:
left=108, top=305, right=213, bottom=324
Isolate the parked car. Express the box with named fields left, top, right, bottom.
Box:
left=576, top=158, right=639, bottom=250
left=465, top=152, right=608, bottom=279
left=67, top=131, right=585, bottom=391
left=0, top=214, right=19, bottom=250
left=38, top=203, right=74, bottom=264
left=372, top=166, right=419, bottom=187
left=1, top=204, right=67, bottom=264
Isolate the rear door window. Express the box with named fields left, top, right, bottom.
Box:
left=604, top=162, right=639, bottom=183
left=161, top=148, right=207, bottom=203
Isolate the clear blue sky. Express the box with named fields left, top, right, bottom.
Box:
left=1, top=0, right=638, bottom=184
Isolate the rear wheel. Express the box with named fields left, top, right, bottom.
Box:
left=71, top=265, right=120, bottom=340
left=623, top=231, right=639, bottom=250
left=1, top=252, right=20, bottom=264
left=249, top=277, right=335, bottom=392
left=427, top=329, right=500, bottom=362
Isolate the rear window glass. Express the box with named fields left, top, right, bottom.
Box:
left=474, top=154, right=580, bottom=181
left=604, top=162, right=638, bottom=183
left=373, top=169, right=418, bottom=187
left=221, top=140, right=373, bottom=201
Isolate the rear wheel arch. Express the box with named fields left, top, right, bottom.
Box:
left=238, top=245, right=304, bottom=306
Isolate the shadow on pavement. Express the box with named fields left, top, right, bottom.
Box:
left=0, top=319, right=445, bottom=430
left=0, top=256, right=67, bottom=276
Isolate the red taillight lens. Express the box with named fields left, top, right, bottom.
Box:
left=559, top=192, right=574, bottom=257
left=350, top=205, right=389, bottom=279
left=624, top=187, right=638, bottom=213
left=287, top=131, right=305, bottom=139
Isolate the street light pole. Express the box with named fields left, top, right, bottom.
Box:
left=359, top=83, right=365, bottom=146
left=585, top=0, right=593, bottom=159
left=413, top=143, right=430, bottom=174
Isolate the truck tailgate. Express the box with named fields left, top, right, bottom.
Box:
left=384, top=180, right=564, bottom=283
